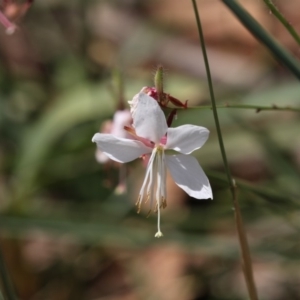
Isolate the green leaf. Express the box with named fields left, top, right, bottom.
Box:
left=12, top=82, right=113, bottom=207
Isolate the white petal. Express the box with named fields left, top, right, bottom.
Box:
left=128, top=87, right=148, bottom=117
left=92, top=133, right=151, bottom=163
left=111, top=110, right=132, bottom=138
left=166, top=154, right=212, bottom=199
left=132, top=92, right=167, bottom=143
left=166, top=125, right=209, bottom=154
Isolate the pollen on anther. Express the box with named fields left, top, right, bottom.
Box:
left=136, top=195, right=142, bottom=205
left=145, top=193, right=150, bottom=203
left=162, top=198, right=167, bottom=208
left=136, top=196, right=142, bottom=213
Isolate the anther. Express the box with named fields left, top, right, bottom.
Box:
left=145, top=193, right=150, bottom=203
left=162, top=198, right=167, bottom=208
left=146, top=210, right=152, bottom=218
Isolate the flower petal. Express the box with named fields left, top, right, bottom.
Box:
left=92, top=133, right=151, bottom=163
left=166, top=125, right=209, bottom=154
left=166, top=154, right=212, bottom=199
left=111, top=110, right=132, bottom=138
left=132, top=92, right=168, bottom=143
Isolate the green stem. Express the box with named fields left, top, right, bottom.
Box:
left=192, top=1, right=259, bottom=299
left=222, top=0, right=300, bottom=81
left=191, top=0, right=232, bottom=186
left=232, top=182, right=259, bottom=300
left=177, top=103, right=300, bottom=112
left=0, top=247, right=18, bottom=300
left=263, top=0, right=300, bottom=45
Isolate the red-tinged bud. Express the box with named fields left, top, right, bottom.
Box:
left=167, top=94, right=188, bottom=109
left=143, top=87, right=158, bottom=100
left=143, top=82, right=188, bottom=109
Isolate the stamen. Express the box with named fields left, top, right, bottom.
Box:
left=145, top=192, right=150, bottom=203
left=162, top=151, right=167, bottom=204
left=147, top=149, right=157, bottom=210
left=159, top=152, right=165, bottom=203
left=138, top=150, right=155, bottom=202
left=146, top=209, right=152, bottom=218
left=136, top=195, right=142, bottom=213
left=135, top=195, right=141, bottom=206
left=162, top=197, right=167, bottom=208
left=136, top=145, right=167, bottom=238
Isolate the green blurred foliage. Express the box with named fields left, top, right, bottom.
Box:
left=0, top=0, right=300, bottom=299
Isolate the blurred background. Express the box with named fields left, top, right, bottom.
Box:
left=1, top=0, right=300, bottom=299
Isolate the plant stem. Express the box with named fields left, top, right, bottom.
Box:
left=191, top=0, right=232, bottom=185
left=191, top=1, right=259, bottom=299
left=232, top=181, right=258, bottom=300
left=177, top=103, right=300, bottom=112
left=263, top=0, right=300, bottom=46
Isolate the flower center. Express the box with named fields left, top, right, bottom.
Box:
left=136, top=144, right=167, bottom=238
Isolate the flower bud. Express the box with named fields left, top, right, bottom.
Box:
left=154, top=65, right=164, bottom=102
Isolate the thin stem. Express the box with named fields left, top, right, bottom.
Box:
left=263, top=0, right=300, bottom=46
left=232, top=182, right=258, bottom=300
left=0, top=247, right=18, bottom=300
left=176, top=103, right=300, bottom=112
left=191, top=0, right=232, bottom=186
left=222, top=0, right=300, bottom=81
left=192, top=1, right=259, bottom=299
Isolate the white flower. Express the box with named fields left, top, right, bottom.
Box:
left=92, top=93, right=212, bottom=237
